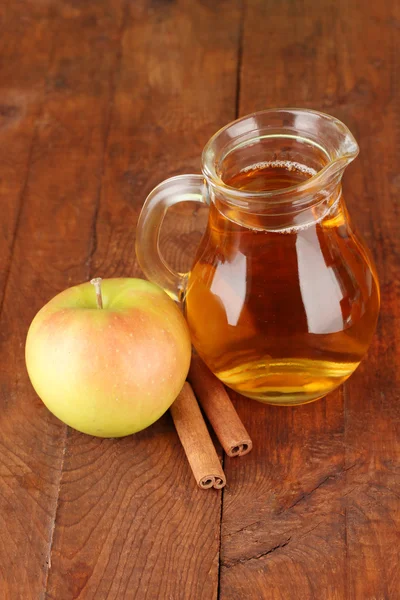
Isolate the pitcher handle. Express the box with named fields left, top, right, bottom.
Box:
left=135, top=174, right=209, bottom=301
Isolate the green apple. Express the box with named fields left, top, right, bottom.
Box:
left=25, top=278, right=191, bottom=437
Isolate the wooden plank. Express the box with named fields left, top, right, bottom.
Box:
left=335, top=1, right=400, bottom=597
left=45, top=1, right=241, bottom=598
left=0, top=2, right=54, bottom=301
left=220, top=0, right=400, bottom=598
left=0, top=2, right=126, bottom=597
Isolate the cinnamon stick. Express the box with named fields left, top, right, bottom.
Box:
left=188, top=355, right=253, bottom=457
left=170, top=382, right=226, bottom=489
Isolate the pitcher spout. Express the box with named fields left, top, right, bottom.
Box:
left=312, top=112, right=359, bottom=185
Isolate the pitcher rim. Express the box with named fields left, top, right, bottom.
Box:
left=201, top=108, right=359, bottom=203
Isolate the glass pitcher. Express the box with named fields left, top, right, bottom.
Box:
left=136, top=109, right=380, bottom=406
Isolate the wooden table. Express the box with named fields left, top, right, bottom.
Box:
left=1, top=1, right=399, bottom=598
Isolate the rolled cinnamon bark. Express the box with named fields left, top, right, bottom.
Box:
left=188, top=355, right=253, bottom=457
left=170, top=382, right=226, bottom=489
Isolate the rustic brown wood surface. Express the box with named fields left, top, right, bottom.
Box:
left=0, top=0, right=398, bottom=599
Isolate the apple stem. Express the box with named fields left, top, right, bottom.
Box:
left=90, top=277, right=103, bottom=309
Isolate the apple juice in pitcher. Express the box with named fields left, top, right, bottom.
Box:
left=184, top=160, right=379, bottom=404
left=136, top=109, right=380, bottom=406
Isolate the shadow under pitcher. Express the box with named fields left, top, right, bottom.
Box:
left=136, top=109, right=380, bottom=406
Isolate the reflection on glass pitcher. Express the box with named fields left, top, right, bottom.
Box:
left=136, top=109, right=380, bottom=406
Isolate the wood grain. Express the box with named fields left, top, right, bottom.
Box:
left=0, top=1, right=126, bottom=597
left=220, top=1, right=400, bottom=599
left=0, top=2, right=55, bottom=303
left=1, top=0, right=399, bottom=598
left=338, top=1, right=400, bottom=597
left=45, top=1, right=240, bottom=598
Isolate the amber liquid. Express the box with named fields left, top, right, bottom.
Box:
left=184, top=163, right=380, bottom=405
